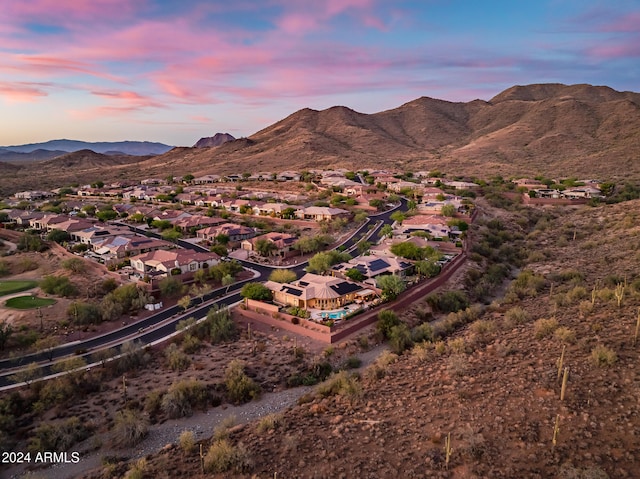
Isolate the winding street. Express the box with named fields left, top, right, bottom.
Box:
left=0, top=199, right=406, bottom=390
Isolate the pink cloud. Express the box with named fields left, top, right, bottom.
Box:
left=91, top=89, right=165, bottom=109
left=0, top=81, right=50, bottom=102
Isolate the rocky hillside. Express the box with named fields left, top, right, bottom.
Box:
left=80, top=198, right=640, bottom=478
left=131, top=83, right=640, bottom=180
left=193, top=132, right=236, bottom=148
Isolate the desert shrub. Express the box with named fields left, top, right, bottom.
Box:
left=62, top=257, right=86, bottom=274
left=256, top=413, right=282, bottom=434
left=554, top=326, right=576, bottom=344
left=213, top=415, right=237, bottom=441
left=37, top=377, right=74, bottom=408
left=67, top=301, right=101, bottom=325
left=548, top=269, right=584, bottom=284
left=203, top=439, right=251, bottom=474
left=208, top=306, right=236, bottom=343
left=181, top=333, right=202, bottom=354
left=342, top=356, right=362, bottom=369
left=165, top=343, right=191, bottom=371
left=578, top=300, right=594, bottom=316
left=161, top=379, right=209, bottom=418
left=316, top=371, right=362, bottom=400
left=179, top=430, right=196, bottom=453
left=224, top=360, right=260, bottom=404
left=470, top=319, right=496, bottom=335
left=15, top=257, right=39, bottom=273
left=117, top=340, right=148, bottom=372
left=590, top=345, right=617, bottom=367
left=39, top=275, right=78, bottom=297
left=411, top=322, right=434, bottom=343
left=533, top=318, right=559, bottom=339
left=507, top=270, right=545, bottom=299
left=144, top=390, right=164, bottom=418
left=112, top=409, right=148, bottom=448
left=0, top=261, right=10, bottom=277
left=557, top=463, right=610, bottom=479
left=124, top=458, right=148, bottom=479
left=17, top=233, right=47, bottom=252
left=389, top=323, right=413, bottom=354
left=448, top=337, right=467, bottom=354
left=28, top=416, right=90, bottom=453
left=504, top=306, right=528, bottom=325
left=376, top=310, right=400, bottom=339
left=565, top=286, right=588, bottom=304
left=596, top=288, right=615, bottom=302
left=426, top=290, right=469, bottom=313
left=447, top=354, right=469, bottom=377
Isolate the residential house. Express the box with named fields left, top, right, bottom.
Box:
left=172, top=215, right=226, bottom=232
left=241, top=232, right=298, bottom=256
left=192, top=174, right=221, bottom=184
left=29, top=214, right=69, bottom=231
left=296, top=206, right=350, bottom=222
left=72, top=225, right=131, bottom=245
left=130, top=249, right=219, bottom=276
left=14, top=191, right=53, bottom=200
left=264, top=273, right=364, bottom=310
left=196, top=223, right=256, bottom=243
left=387, top=180, right=422, bottom=193
left=332, top=254, right=414, bottom=282
left=252, top=202, right=300, bottom=218
left=277, top=171, right=301, bottom=182
left=443, top=180, right=480, bottom=190
left=400, top=214, right=451, bottom=239
left=93, top=235, right=174, bottom=259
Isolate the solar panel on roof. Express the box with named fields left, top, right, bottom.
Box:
left=298, top=281, right=309, bottom=287
left=283, top=286, right=303, bottom=297
left=369, top=258, right=390, bottom=272
left=330, top=281, right=362, bottom=296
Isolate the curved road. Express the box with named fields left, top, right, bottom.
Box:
left=0, top=199, right=407, bottom=388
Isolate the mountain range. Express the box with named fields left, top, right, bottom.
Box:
left=1, top=83, right=640, bottom=195
left=138, top=83, right=640, bottom=180
left=0, top=139, right=173, bottom=161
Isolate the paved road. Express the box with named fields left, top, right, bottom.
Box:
left=0, top=199, right=407, bottom=388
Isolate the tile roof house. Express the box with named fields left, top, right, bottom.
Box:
left=93, top=235, right=174, bottom=259
left=241, top=232, right=298, bottom=256
left=400, top=214, right=451, bottom=239
left=130, top=249, right=220, bottom=276
left=332, top=254, right=414, bottom=281
left=295, top=206, right=350, bottom=222
left=264, top=273, right=363, bottom=310
left=196, top=223, right=256, bottom=243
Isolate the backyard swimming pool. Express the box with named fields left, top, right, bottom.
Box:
left=321, top=309, right=348, bottom=320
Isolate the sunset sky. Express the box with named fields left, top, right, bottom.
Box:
left=1, top=0, right=638, bottom=147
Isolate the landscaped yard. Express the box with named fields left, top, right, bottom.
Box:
left=0, top=280, right=38, bottom=297
left=4, top=295, right=56, bottom=309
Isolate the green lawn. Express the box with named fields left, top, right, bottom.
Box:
left=0, top=280, right=38, bottom=297
left=4, top=295, right=56, bottom=309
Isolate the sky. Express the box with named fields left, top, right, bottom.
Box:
left=0, top=0, right=638, bottom=147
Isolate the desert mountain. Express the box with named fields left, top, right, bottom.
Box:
left=193, top=132, right=235, bottom=148
left=135, top=83, right=640, bottom=180
left=0, top=148, right=67, bottom=163
left=1, top=139, right=173, bottom=157
left=2, top=83, right=640, bottom=196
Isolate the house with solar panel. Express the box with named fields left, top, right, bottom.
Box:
left=264, top=273, right=374, bottom=312
left=331, top=255, right=414, bottom=284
